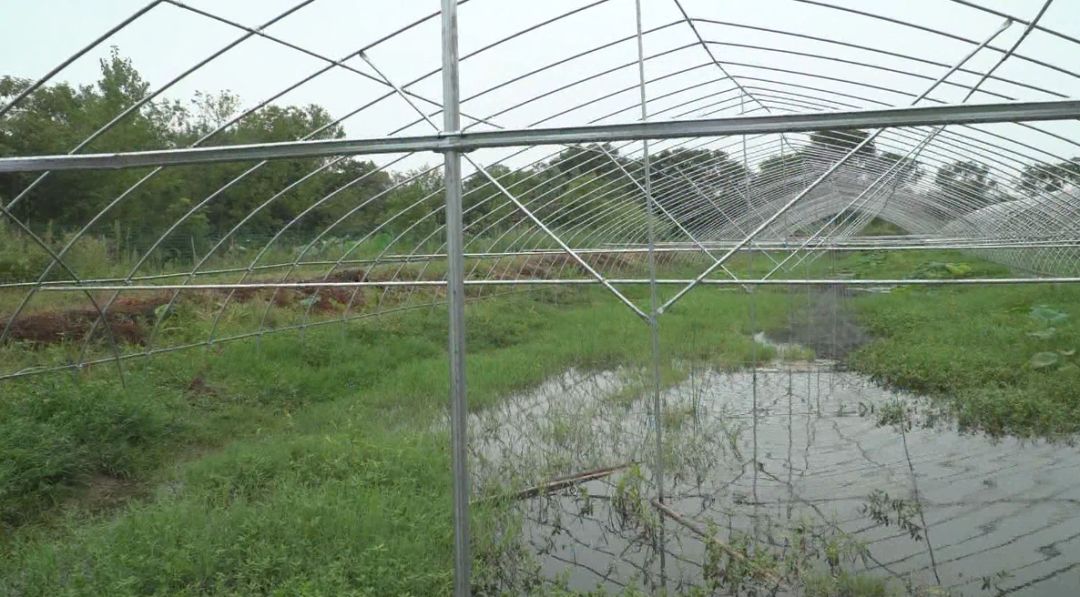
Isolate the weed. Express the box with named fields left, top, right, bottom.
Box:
left=849, top=274, right=1080, bottom=437
left=861, top=489, right=923, bottom=541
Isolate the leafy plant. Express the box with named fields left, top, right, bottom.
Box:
left=861, top=489, right=923, bottom=541
left=1029, top=351, right=1061, bottom=369
left=909, top=261, right=973, bottom=279
left=1029, top=305, right=1068, bottom=325
left=1025, top=305, right=1073, bottom=371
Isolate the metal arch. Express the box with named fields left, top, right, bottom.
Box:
left=1, top=21, right=1080, bottom=591
left=1, top=0, right=630, bottom=360
left=3, top=0, right=318, bottom=212
left=658, top=15, right=1015, bottom=313
left=791, top=0, right=1079, bottom=82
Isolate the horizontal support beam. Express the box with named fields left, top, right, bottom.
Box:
left=2, top=100, right=1079, bottom=173
left=32, top=276, right=1080, bottom=292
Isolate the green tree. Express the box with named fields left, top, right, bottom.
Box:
left=1019, top=158, right=1080, bottom=194
left=0, top=49, right=394, bottom=259
left=752, top=150, right=814, bottom=211
left=646, top=148, right=750, bottom=234
left=809, top=129, right=876, bottom=158
left=935, top=160, right=997, bottom=208
left=878, top=151, right=923, bottom=186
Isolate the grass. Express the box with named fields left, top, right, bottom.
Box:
left=0, top=246, right=1078, bottom=594
left=725, top=247, right=1080, bottom=438
left=850, top=281, right=1080, bottom=437
left=0, top=283, right=794, bottom=595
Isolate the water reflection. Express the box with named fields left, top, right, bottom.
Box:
left=469, top=361, right=1080, bottom=595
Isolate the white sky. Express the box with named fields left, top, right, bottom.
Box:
left=2, top=0, right=1080, bottom=176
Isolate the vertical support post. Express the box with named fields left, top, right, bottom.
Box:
left=441, top=2, right=471, bottom=595
left=634, top=0, right=666, bottom=588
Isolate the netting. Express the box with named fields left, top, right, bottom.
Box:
left=1, top=0, right=1079, bottom=594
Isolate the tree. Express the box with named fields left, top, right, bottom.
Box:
left=934, top=160, right=998, bottom=208
left=647, top=148, right=750, bottom=235
left=545, top=143, right=624, bottom=184
left=462, top=164, right=525, bottom=227
left=756, top=151, right=806, bottom=191
left=808, top=129, right=876, bottom=158
left=0, top=49, right=397, bottom=255
left=877, top=151, right=924, bottom=187
left=1019, top=158, right=1080, bottom=194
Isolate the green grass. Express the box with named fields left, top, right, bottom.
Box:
left=850, top=282, right=1080, bottom=437
left=0, top=284, right=794, bottom=595
left=1, top=247, right=1078, bottom=594
left=721, top=248, right=1080, bottom=438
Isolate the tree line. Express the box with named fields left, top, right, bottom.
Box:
left=2, top=50, right=1077, bottom=258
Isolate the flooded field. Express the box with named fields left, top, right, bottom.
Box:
left=469, top=355, right=1080, bottom=595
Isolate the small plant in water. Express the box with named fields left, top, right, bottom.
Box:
left=859, top=400, right=914, bottom=431
left=701, top=526, right=779, bottom=596
left=662, top=402, right=695, bottom=430
left=980, top=569, right=1012, bottom=594
left=877, top=401, right=914, bottom=431
left=861, top=489, right=923, bottom=541
left=611, top=465, right=659, bottom=540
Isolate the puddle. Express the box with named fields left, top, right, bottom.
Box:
left=469, top=359, right=1080, bottom=595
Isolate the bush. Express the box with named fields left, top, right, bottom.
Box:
left=0, top=379, right=179, bottom=526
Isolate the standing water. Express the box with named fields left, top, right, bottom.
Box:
left=468, top=349, right=1080, bottom=595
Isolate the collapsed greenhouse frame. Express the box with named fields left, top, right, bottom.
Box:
left=2, top=0, right=1080, bottom=594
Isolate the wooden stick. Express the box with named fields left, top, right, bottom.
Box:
left=651, top=499, right=785, bottom=587
left=475, top=462, right=635, bottom=504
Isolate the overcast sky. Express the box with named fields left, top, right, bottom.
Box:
left=3, top=0, right=1080, bottom=175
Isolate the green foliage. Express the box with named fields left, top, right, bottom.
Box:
left=859, top=217, right=907, bottom=237
left=1029, top=351, right=1062, bottom=369
left=0, top=281, right=800, bottom=593
left=611, top=464, right=657, bottom=539
left=0, top=246, right=1078, bottom=593
left=756, top=151, right=808, bottom=197
left=877, top=151, right=923, bottom=186
left=1029, top=304, right=1068, bottom=325
left=861, top=489, right=923, bottom=541
left=809, top=128, right=876, bottom=157
left=850, top=277, right=1080, bottom=437
left=0, top=377, right=180, bottom=526
left=909, top=261, right=973, bottom=279
left=1018, top=158, right=1080, bottom=194
left=649, top=147, right=750, bottom=234
left=0, top=50, right=402, bottom=255
left=934, top=159, right=1001, bottom=207
left=803, top=572, right=890, bottom=597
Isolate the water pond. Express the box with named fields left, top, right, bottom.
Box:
left=468, top=354, right=1080, bottom=595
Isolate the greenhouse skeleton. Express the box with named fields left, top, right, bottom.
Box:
left=2, top=0, right=1080, bottom=594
